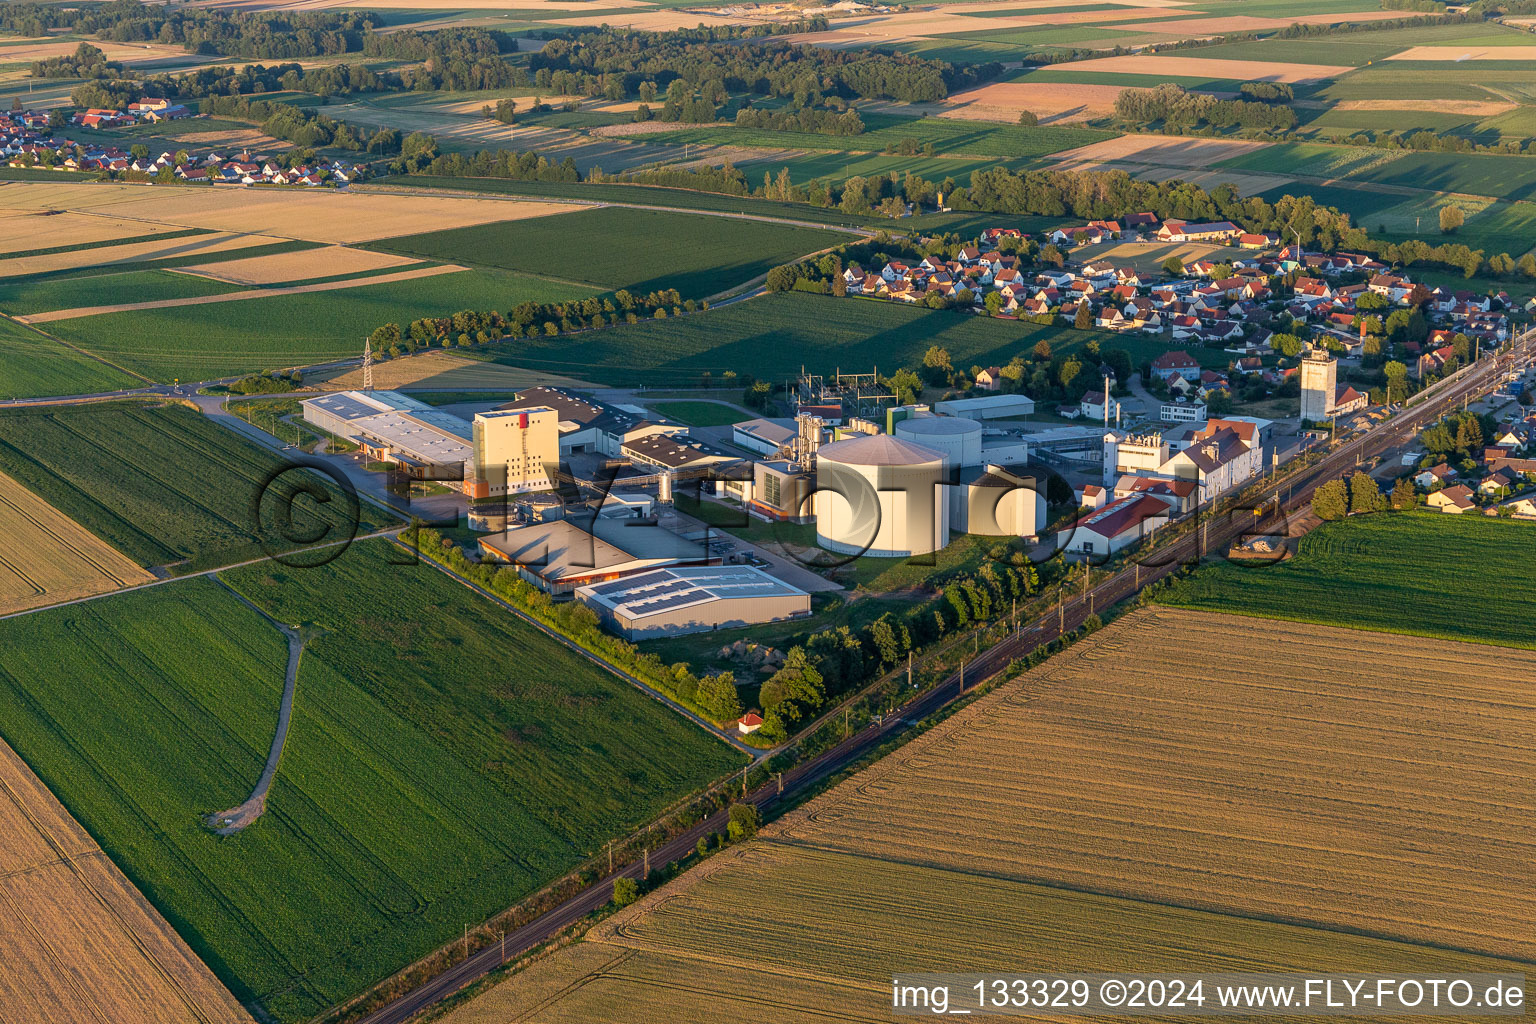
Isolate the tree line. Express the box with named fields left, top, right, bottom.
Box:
left=528, top=26, right=995, bottom=104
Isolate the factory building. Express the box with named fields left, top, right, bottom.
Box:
left=932, top=394, right=1035, bottom=420
left=477, top=514, right=710, bottom=596
left=894, top=414, right=983, bottom=469
left=471, top=407, right=561, bottom=496
left=1300, top=346, right=1338, bottom=423
left=731, top=417, right=796, bottom=456
left=576, top=566, right=811, bottom=639
left=498, top=386, right=684, bottom=456
left=955, top=465, right=1046, bottom=539
left=814, top=434, right=948, bottom=558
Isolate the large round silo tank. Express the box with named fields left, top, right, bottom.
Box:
left=813, top=434, right=948, bottom=558
left=895, top=414, right=983, bottom=469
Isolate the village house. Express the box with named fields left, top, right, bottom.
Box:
left=1427, top=484, right=1476, bottom=513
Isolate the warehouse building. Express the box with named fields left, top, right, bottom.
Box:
left=476, top=514, right=709, bottom=596
left=499, top=386, right=685, bottom=456
left=731, top=417, right=796, bottom=456
left=576, top=565, right=811, bottom=639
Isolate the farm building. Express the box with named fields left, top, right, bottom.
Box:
left=575, top=565, right=810, bottom=640
left=477, top=514, right=709, bottom=596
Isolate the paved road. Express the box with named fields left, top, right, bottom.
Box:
left=354, top=330, right=1533, bottom=1024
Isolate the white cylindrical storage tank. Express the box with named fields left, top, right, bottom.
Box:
left=895, top=415, right=983, bottom=469
left=814, top=434, right=948, bottom=558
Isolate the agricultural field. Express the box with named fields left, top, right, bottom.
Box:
left=40, top=267, right=591, bottom=381
left=473, top=291, right=1194, bottom=386
left=0, top=234, right=312, bottom=280
left=366, top=206, right=849, bottom=298
left=1219, top=142, right=1536, bottom=206
left=636, top=117, right=1111, bottom=160
left=0, top=737, right=252, bottom=1024
left=0, top=543, right=743, bottom=1022
left=0, top=401, right=397, bottom=572
left=442, top=606, right=1536, bottom=1023
left=0, top=208, right=191, bottom=255
left=0, top=267, right=242, bottom=316
left=0, top=471, right=152, bottom=615
left=179, top=244, right=422, bottom=285
left=0, top=314, right=142, bottom=398
left=1161, top=512, right=1536, bottom=649
left=0, top=181, right=590, bottom=244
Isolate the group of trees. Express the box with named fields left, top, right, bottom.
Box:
left=1420, top=409, right=1494, bottom=471
left=31, top=41, right=122, bottom=79
left=1114, top=83, right=1297, bottom=133
left=1312, top=470, right=1414, bottom=519
left=197, top=93, right=380, bottom=151
left=528, top=26, right=994, bottom=106
left=0, top=0, right=381, bottom=59
left=733, top=102, right=865, bottom=137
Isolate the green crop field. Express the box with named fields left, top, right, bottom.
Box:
left=1160, top=513, right=1536, bottom=649
left=41, top=268, right=593, bottom=381
left=0, top=268, right=242, bottom=316
left=0, top=315, right=141, bottom=398
left=366, top=207, right=848, bottom=299
left=1322, top=63, right=1536, bottom=104
left=636, top=117, right=1111, bottom=161
left=1015, top=67, right=1254, bottom=91
left=1253, top=181, right=1404, bottom=223
left=0, top=401, right=396, bottom=572
left=726, top=149, right=1041, bottom=184
left=1183, top=22, right=1532, bottom=68
left=1223, top=143, right=1536, bottom=204
left=373, top=177, right=1062, bottom=237
left=0, top=543, right=743, bottom=1022
left=474, top=291, right=1209, bottom=386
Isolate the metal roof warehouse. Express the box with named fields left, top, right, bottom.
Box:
left=576, top=565, right=811, bottom=639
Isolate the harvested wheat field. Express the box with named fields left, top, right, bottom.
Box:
left=0, top=738, right=251, bottom=1024
left=1336, top=98, right=1518, bottom=115
left=20, top=264, right=466, bottom=323
left=440, top=610, right=1536, bottom=1024
left=943, top=81, right=1125, bottom=124
left=0, top=473, right=152, bottom=615
left=167, top=127, right=291, bottom=150
left=1050, top=133, right=1270, bottom=168
left=0, top=209, right=181, bottom=255
left=177, top=245, right=419, bottom=285
left=0, top=232, right=285, bottom=279
left=0, top=39, right=192, bottom=64
left=0, top=182, right=587, bottom=244
left=1048, top=53, right=1350, bottom=83
left=315, top=350, right=595, bottom=391
left=1387, top=45, right=1536, bottom=60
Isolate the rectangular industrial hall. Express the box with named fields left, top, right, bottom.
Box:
left=576, top=566, right=811, bottom=639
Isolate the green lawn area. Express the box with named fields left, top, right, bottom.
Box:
left=649, top=400, right=748, bottom=427
left=0, top=314, right=141, bottom=398
left=42, top=268, right=593, bottom=381
left=0, top=542, right=743, bottom=1023
left=365, top=206, right=849, bottom=299
left=473, top=291, right=1171, bottom=385
left=635, top=117, right=1111, bottom=161
left=0, top=401, right=396, bottom=572
left=1159, top=512, right=1536, bottom=650
left=0, top=268, right=242, bottom=316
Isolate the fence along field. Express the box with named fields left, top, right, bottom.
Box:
left=1161, top=513, right=1536, bottom=649
left=0, top=470, right=151, bottom=614
left=364, top=206, right=851, bottom=300
left=0, top=401, right=398, bottom=573
left=440, top=607, right=1536, bottom=1024
left=0, top=542, right=744, bottom=1023
left=0, top=737, right=253, bottom=1024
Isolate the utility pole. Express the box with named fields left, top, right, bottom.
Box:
left=643, top=846, right=650, bottom=879
left=608, top=840, right=613, bottom=874
left=959, top=659, right=965, bottom=693
left=463, top=924, right=468, bottom=959
left=501, top=931, right=506, bottom=963
left=907, top=650, right=912, bottom=691
left=776, top=772, right=783, bottom=795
